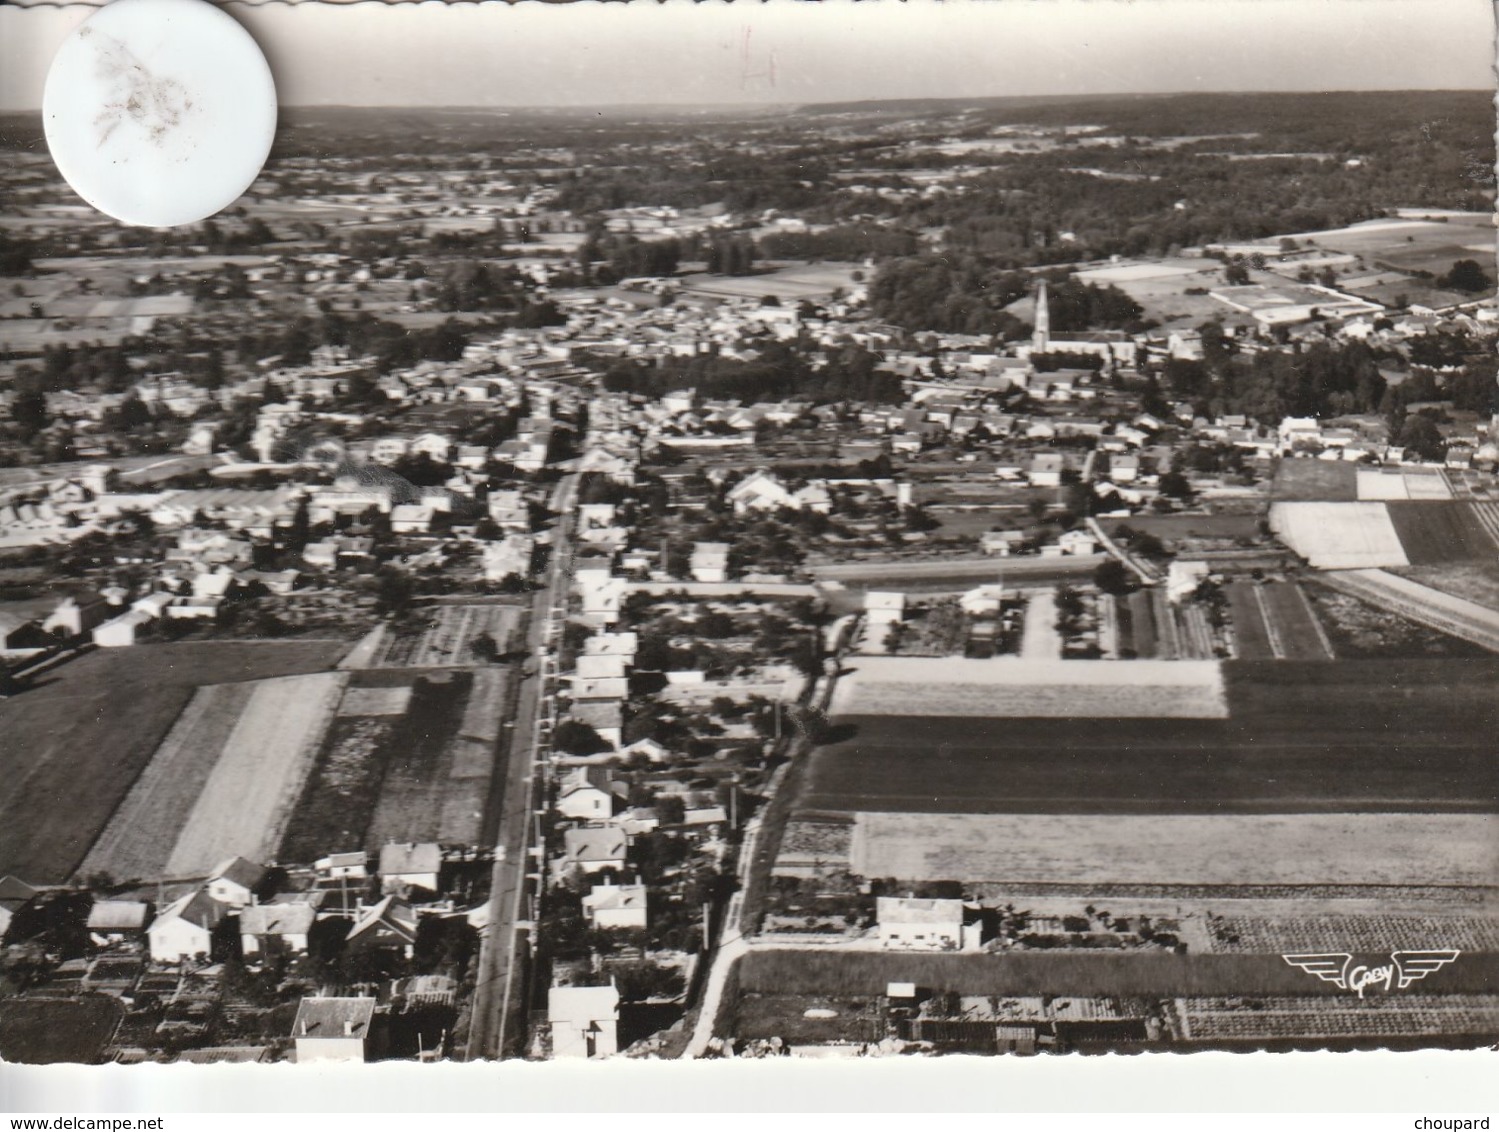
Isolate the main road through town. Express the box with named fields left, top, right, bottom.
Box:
left=467, top=472, right=577, bottom=1060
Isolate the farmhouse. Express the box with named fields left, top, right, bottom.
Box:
left=568, top=702, right=624, bottom=750
left=864, top=591, right=906, bottom=634
left=315, top=851, right=369, bottom=880
left=240, top=903, right=317, bottom=958
left=876, top=896, right=979, bottom=952
left=86, top=900, right=150, bottom=947
left=292, top=996, right=376, bottom=1063
left=206, top=857, right=267, bottom=909
left=558, top=828, right=628, bottom=877
left=689, top=542, right=732, bottom=583
left=581, top=882, right=649, bottom=931
left=379, top=842, right=443, bottom=894
left=548, top=982, right=620, bottom=1059
left=147, top=890, right=227, bottom=963
left=557, top=767, right=620, bottom=821
left=344, top=896, right=420, bottom=959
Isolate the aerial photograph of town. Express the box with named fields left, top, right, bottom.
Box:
left=0, top=0, right=1495, bottom=1082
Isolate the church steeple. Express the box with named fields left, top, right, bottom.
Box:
left=1032, top=281, right=1050, bottom=353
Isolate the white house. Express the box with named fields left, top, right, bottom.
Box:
left=959, top=584, right=1005, bottom=616
left=292, top=997, right=375, bottom=1063
left=206, top=857, right=265, bottom=909
left=556, top=768, right=617, bottom=822
left=727, top=471, right=797, bottom=514
left=1057, top=530, right=1099, bottom=556
left=876, top=896, right=975, bottom=951
left=864, top=591, right=906, bottom=632
left=1167, top=560, right=1210, bottom=604
left=240, top=903, right=316, bottom=958
left=582, top=882, right=649, bottom=931
left=689, top=542, right=731, bottom=583
left=378, top=842, right=442, bottom=894
left=147, top=890, right=226, bottom=963
left=575, top=568, right=627, bottom=625
left=548, top=982, right=620, bottom=1059
left=315, top=852, right=369, bottom=881
left=558, top=828, right=628, bottom=877
left=1028, top=452, right=1065, bottom=488
left=87, top=900, right=150, bottom=947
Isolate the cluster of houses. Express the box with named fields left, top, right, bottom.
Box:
left=0, top=841, right=485, bottom=1063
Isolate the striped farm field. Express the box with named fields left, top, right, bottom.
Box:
left=164, top=672, right=347, bottom=876
left=78, top=682, right=257, bottom=884
left=1256, top=582, right=1334, bottom=660
left=1385, top=501, right=1499, bottom=564
left=1228, top=583, right=1277, bottom=659
left=0, top=640, right=347, bottom=884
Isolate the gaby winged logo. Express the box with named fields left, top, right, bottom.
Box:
left=1282, top=950, right=1461, bottom=998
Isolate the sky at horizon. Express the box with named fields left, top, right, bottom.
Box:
left=1, top=0, right=1494, bottom=113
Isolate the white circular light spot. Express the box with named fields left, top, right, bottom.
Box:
left=43, top=0, right=277, bottom=229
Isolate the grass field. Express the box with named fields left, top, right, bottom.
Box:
left=677, top=261, right=860, bottom=302
left=847, top=811, right=1497, bottom=887
left=1101, top=514, right=1262, bottom=542
left=1356, top=468, right=1453, bottom=501
left=1269, top=502, right=1409, bottom=569
left=734, top=948, right=1499, bottom=998
left=829, top=656, right=1228, bottom=719
left=800, top=660, right=1498, bottom=815
left=1391, top=561, right=1499, bottom=612
left=0, top=996, right=124, bottom=1064
left=362, top=672, right=476, bottom=847
left=0, top=640, right=348, bottom=883
left=279, top=666, right=513, bottom=859
left=1270, top=460, right=1358, bottom=503
left=164, top=672, right=347, bottom=876
left=1386, top=502, right=1499, bottom=564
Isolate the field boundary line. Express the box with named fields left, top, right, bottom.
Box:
left=1291, top=582, right=1336, bottom=659
left=258, top=672, right=349, bottom=864
left=1252, top=585, right=1286, bottom=659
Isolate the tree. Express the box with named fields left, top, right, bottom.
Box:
left=1395, top=414, right=1446, bottom=461
left=1439, top=258, right=1492, bottom=294
left=1158, top=470, right=1194, bottom=500
left=1222, top=259, right=1251, bottom=286
left=374, top=565, right=414, bottom=616
left=10, top=387, right=48, bottom=439
left=552, top=719, right=611, bottom=756
left=469, top=631, right=499, bottom=664
left=1094, top=558, right=1135, bottom=595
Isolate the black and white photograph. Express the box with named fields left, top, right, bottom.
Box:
left=0, top=0, right=1495, bottom=1104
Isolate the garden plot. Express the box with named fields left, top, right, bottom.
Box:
left=338, top=685, right=414, bottom=717
left=1207, top=915, right=1499, bottom=955
left=1269, top=502, right=1409, bottom=569
left=373, top=604, right=523, bottom=668
left=164, top=672, right=347, bottom=876
left=829, top=656, right=1228, bottom=719
left=849, top=812, right=1498, bottom=887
